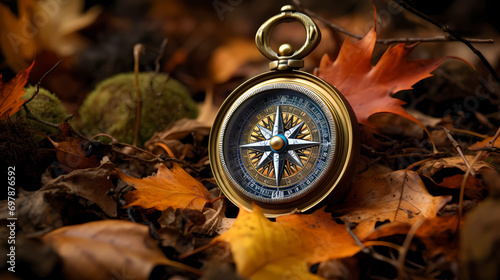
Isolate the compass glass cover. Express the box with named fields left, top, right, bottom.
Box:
left=219, top=83, right=337, bottom=204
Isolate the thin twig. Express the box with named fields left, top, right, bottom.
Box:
left=346, top=222, right=399, bottom=267
left=150, top=39, right=169, bottom=93
left=449, top=127, right=489, bottom=139
left=22, top=105, right=59, bottom=128
left=457, top=126, right=500, bottom=231
left=441, top=127, right=475, bottom=176
left=392, top=0, right=500, bottom=84
left=397, top=216, right=425, bottom=279
left=292, top=0, right=494, bottom=45
left=133, top=44, right=146, bottom=147
left=24, top=60, right=62, bottom=105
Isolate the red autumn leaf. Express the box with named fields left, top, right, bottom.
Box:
left=315, top=22, right=460, bottom=129
left=0, top=60, right=34, bottom=119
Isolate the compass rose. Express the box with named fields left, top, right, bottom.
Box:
left=240, top=105, right=320, bottom=186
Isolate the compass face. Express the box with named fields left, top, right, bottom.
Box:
left=219, top=83, right=336, bottom=204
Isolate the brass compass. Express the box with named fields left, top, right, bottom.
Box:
left=209, top=5, right=359, bottom=216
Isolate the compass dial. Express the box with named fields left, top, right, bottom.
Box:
left=210, top=71, right=358, bottom=216
left=219, top=83, right=336, bottom=204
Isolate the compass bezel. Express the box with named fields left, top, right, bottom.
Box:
left=209, top=70, right=359, bottom=217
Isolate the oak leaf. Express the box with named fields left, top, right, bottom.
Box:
left=329, top=169, right=451, bottom=240
left=41, top=220, right=200, bottom=280
left=119, top=163, right=212, bottom=212
left=214, top=205, right=360, bottom=280
left=0, top=60, right=34, bottom=119
left=315, top=25, right=452, bottom=129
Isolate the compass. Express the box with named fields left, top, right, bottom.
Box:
left=209, top=5, right=359, bottom=216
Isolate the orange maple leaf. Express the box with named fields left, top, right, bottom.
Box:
left=0, top=60, right=34, bottom=119
left=315, top=25, right=456, bottom=129
left=214, top=205, right=360, bottom=280
left=119, top=163, right=212, bottom=212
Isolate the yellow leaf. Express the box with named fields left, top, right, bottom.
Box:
left=42, top=220, right=200, bottom=280
left=0, top=0, right=101, bottom=71
left=119, top=163, right=212, bottom=212
left=214, top=205, right=360, bottom=280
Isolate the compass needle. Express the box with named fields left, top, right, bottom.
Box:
left=255, top=151, right=273, bottom=170
left=273, top=105, right=284, bottom=136
left=273, top=153, right=285, bottom=186
left=257, top=124, right=272, bottom=139
left=239, top=140, right=271, bottom=152
left=287, top=139, right=320, bottom=150
left=286, top=150, right=303, bottom=168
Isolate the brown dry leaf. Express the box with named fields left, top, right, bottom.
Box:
left=146, top=118, right=211, bottom=161
left=367, top=215, right=461, bottom=261
left=330, top=169, right=451, bottom=240
left=41, top=220, right=200, bottom=280
left=0, top=0, right=101, bottom=71
left=417, top=157, right=493, bottom=200
left=0, top=162, right=118, bottom=235
left=315, top=19, right=458, bottom=129
left=18, top=162, right=118, bottom=233
left=214, top=205, right=360, bottom=280
left=469, top=136, right=500, bottom=151
left=190, top=188, right=226, bottom=236
left=0, top=60, right=34, bottom=119
left=119, top=163, right=212, bottom=212
left=48, top=136, right=101, bottom=172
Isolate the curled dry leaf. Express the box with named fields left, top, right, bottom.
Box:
left=10, top=162, right=118, bottom=235
left=47, top=136, right=101, bottom=172
left=190, top=188, right=226, bottom=236
left=315, top=19, right=461, bottom=130
left=41, top=220, right=200, bottom=280
left=416, top=156, right=493, bottom=200
left=119, top=163, right=212, bottom=212
left=0, top=60, right=34, bottom=119
left=330, top=169, right=451, bottom=240
left=214, top=205, right=360, bottom=280
left=146, top=118, right=211, bottom=162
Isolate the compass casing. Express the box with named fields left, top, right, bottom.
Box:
left=209, top=70, right=359, bottom=217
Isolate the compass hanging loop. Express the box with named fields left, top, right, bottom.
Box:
left=255, top=5, right=321, bottom=71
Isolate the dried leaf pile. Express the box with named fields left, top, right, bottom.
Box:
left=1, top=1, right=500, bottom=280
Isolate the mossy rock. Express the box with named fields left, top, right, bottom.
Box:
left=78, top=72, right=198, bottom=146
left=14, top=85, right=69, bottom=137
